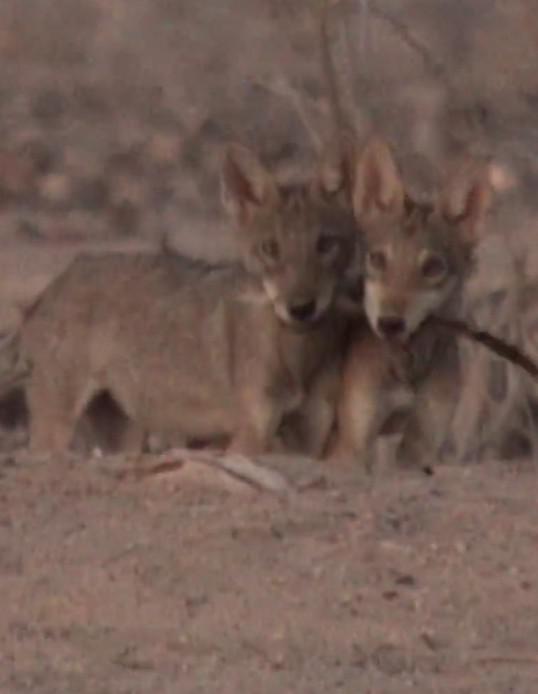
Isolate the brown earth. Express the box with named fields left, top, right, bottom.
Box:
left=1, top=452, right=537, bottom=693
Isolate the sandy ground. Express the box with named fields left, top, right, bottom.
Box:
left=1, top=449, right=537, bottom=694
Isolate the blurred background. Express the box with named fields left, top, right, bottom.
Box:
left=0, top=0, right=536, bottom=461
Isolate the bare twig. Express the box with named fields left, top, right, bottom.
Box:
left=433, top=299, right=538, bottom=461
left=252, top=77, right=323, bottom=152
left=357, top=0, right=371, bottom=65
left=474, top=655, right=538, bottom=667
left=320, top=0, right=350, bottom=148
left=370, top=6, right=450, bottom=87
left=117, top=447, right=294, bottom=497
left=319, top=0, right=369, bottom=152
left=432, top=316, right=538, bottom=381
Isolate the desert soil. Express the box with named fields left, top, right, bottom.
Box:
left=1, top=450, right=537, bottom=694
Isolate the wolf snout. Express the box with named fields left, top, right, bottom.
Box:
left=288, top=299, right=318, bottom=324
left=377, top=315, right=406, bottom=340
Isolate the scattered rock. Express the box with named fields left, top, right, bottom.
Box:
left=371, top=643, right=410, bottom=676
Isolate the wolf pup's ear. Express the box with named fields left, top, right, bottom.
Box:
left=221, top=144, right=279, bottom=225
left=351, top=136, right=405, bottom=224
left=440, top=163, right=494, bottom=247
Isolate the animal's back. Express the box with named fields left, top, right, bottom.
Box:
left=24, top=251, right=228, bottom=328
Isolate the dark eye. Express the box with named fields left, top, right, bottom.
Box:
left=316, top=234, right=340, bottom=256
left=421, top=253, right=446, bottom=281
left=367, top=249, right=387, bottom=272
left=260, top=239, right=279, bottom=261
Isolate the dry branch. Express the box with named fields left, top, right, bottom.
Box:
left=370, top=6, right=449, bottom=86
left=474, top=655, right=538, bottom=667
left=252, top=76, right=323, bottom=152
left=117, top=447, right=295, bottom=497
left=432, top=316, right=538, bottom=381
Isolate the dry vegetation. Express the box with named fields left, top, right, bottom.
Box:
left=0, top=1, right=537, bottom=692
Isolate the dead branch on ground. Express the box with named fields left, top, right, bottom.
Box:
left=115, top=447, right=301, bottom=497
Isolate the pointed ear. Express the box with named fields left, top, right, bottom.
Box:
left=351, top=136, right=405, bottom=222
left=440, top=165, right=493, bottom=246
left=221, top=144, right=279, bottom=224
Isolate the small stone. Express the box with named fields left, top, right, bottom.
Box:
left=395, top=573, right=417, bottom=587
left=420, top=631, right=443, bottom=652
left=371, top=643, right=409, bottom=676
left=382, top=590, right=399, bottom=601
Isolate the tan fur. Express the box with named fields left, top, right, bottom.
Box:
left=330, top=137, right=494, bottom=470
left=17, top=144, right=364, bottom=457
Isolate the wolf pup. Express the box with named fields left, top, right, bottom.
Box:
left=330, top=137, right=494, bottom=471
left=17, top=144, right=364, bottom=457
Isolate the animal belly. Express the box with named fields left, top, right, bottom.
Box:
left=138, top=381, right=236, bottom=442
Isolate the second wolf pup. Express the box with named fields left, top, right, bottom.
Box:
left=330, top=137, right=494, bottom=471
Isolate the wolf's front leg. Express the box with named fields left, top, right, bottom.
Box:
left=286, top=358, right=342, bottom=459
left=325, top=327, right=393, bottom=470
left=396, top=343, right=460, bottom=471
left=228, top=377, right=298, bottom=457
